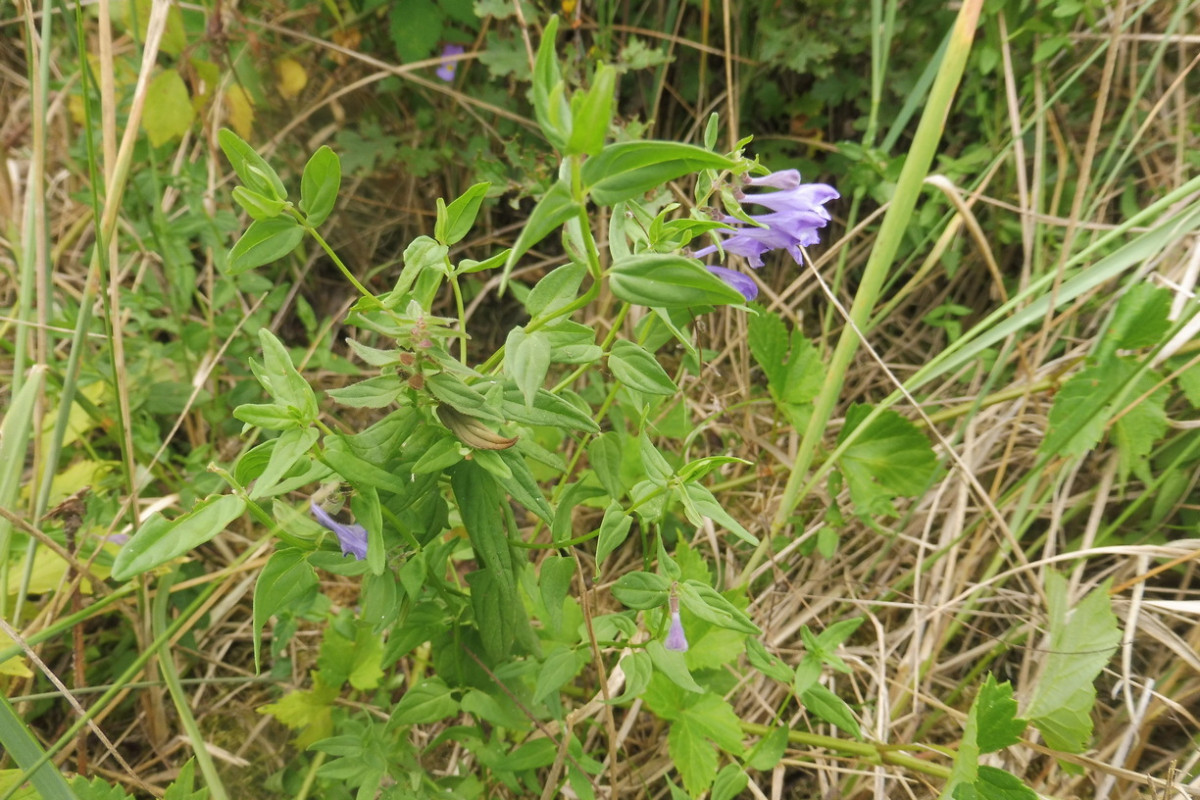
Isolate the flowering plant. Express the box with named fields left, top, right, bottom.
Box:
left=106, top=15, right=857, bottom=799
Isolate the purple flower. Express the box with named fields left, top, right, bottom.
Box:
left=693, top=169, right=838, bottom=270
left=437, top=44, right=465, bottom=82
left=664, top=610, right=689, bottom=652
left=310, top=501, right=368, bottom=560
left=707, top=266, right=758, bottom=301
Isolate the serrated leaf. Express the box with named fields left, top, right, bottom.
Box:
left=668, top=716, right=718, bottom=796
left=837, top=404, right=939, bottom=517
left=1026, top=572, right=1121, bottom=753
left=1104, top=283, right=1172, bottom=353
left=975, top=674, right=1026, bottom=753
left=1041, top=364, right=1114, bottom=458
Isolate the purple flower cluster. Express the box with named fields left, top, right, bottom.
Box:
left=310, top=501, right=368, bottom=560
left=695, top=169, right=838, bottom=301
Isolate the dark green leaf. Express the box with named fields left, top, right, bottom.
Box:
left=252, top=547, right=317, bottom=670
left=609, top=253, right=745, bottom=308
left=608, top=340, right=677, bottom=396
left=611, top=571, right=669, bottom=610
left=392, top=677, right=459, bottom=724
left=581, top=141, right=736, bottom=206
left=229, top=216, right=304, bottom=274
left=975, top=675, right=1026, bottom=754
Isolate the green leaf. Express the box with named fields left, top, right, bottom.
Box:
left=249, top=427, right=318, bottom=500
left=587, top=432, right=624, bottom=499
left=668, top=716, right=718, bottom=796
left=392, top=677, right=459, bottom=724
left=1026, top=572, right=1121, bottom=753
left=647, top=640, right=703, bottom=693
left=500, top=387, right=600, bottom=432
left=747, top=311, right=823, bottom=406
left=681, top=692, right=744, bottom=754
left=581, top=141, right=737, bottom=206
left=255, top=329, right=319, bottom=419
left=411, top=432, right=464, bottom=474
left=501, top=179, right=581, bottom=290
left=611, top=571, right=670, bottom=610
left=251, top=547, right=317, bottom=670
left=142, top=68, right=195, bottom=146
left=1112, top=368, right=1168, bottom=478
left=975, top=674, right=1026, bottom=754
left=218, top=128, right=287, bottom=201
left=506, top=327, right=552, bottom=405
left=324, top=375, right=405, bottom=409
left=745, top=639, right=794, bottom=684
left=299, top=145, right=341, bottom=227
left=526, top=262, right=588, bottom=318
left=229, top=217, right=305, bottom=274
left=389, top=236, right=448, bottom=301
left=607, top=650, right=652, bottom=704
left=436, top=181, right=490, bottom=246
left=538, top=555, right=575, bottom=634
left=678, top=580, right=760, bottom=635
left=837, top=404, right=939, bottom=517
left=609, top=253, right=745, bottom=308
left=711, top=765, right=748, bottom=800
left=680, top=483, right=759, bottom=545
left=111, top=494, right=246, bottom=581
left=426, top=373, right=504, bottom=422
left=531, top=15, right=569, bottom=149
left=566, top=64, right=615, bottom=156
left=800, top=684, right=861, bottom=739
left=466, top=568, right=519, bottom=662
left=608, top=340, right=678, bottom=396
left=232, top=186, right=288, bottom=220
left=534, top=646, right=585, bottom=704
left=495, top=448, right=554, bottom=523
left=1041, top=364, right=1116, bottom=458
left=951, top=766, right=1038, bottom=800
left=746, top=725, right=789, bottom=771
left=594, top=502, right=634, bottom=570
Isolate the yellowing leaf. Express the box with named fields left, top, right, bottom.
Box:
left=0, top=630, right=32, bottom=678
left=142, top=68, right=195, bottom=146
left=189, top=58, right=221, bottom=112
left=274, top=57, right=308, bottom=100
left=224, top=85, right=255, bottom=140
left=6, top=547, right=91, bottom=596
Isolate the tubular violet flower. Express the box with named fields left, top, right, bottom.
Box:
left=664, top=594, right=689, bottom=652
left=693, top=168, right=838, bottom=295
left=310, top=501, right=369, bottom=560
left=437, top=44, right=465, bottom=82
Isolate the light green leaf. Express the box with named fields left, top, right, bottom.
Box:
left=608, top=340, right=678, bottom=396
left=502, top=179, right=581, bottom=290
left=217, top=127, right=287, bottom=200
left=594, top=502, right=634, bottom=570
left=392, top=677, right=459, bottom=724
left=1026, top=572, right=1121, bottom=753
left=647, top=640, right=703, bottom=693
left=837, top=404, right=939, bottom=517
left=436, top=181, right=490, bottom=246
left=506, top=327, right=552, bottom=405
left=609, top=254, right=745, bottom=309
left=249, top=427, right=318, bottom=500
left=668, top=717, right=718, bottom=796
left=567, top=64, right=615, bottom=156
left=325, top=375, right=405, bottom=409
left=111, top=494, right=246, bottom=581
left=534, top=646, right=584, bottom=704
left=975, top=674, right=1026, bottom=754
left=299, top=145, right=341, bottom=227
left=611, top=571, right=669, bottom=610
left=142, top=68, right=195, bottom=146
